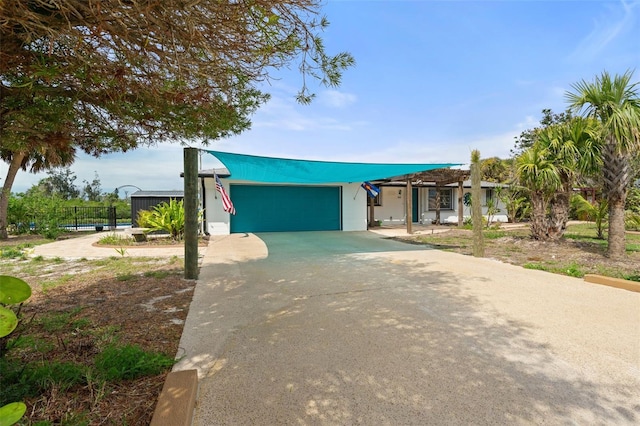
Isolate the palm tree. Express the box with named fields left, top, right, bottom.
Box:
left=566, top=71, right=640, bottom=259
left=517, top=118, right=601, bottom=240
left=516, top=142, right=561, bottom=240
left=0, top=139, right=76, bottom=239
left=543, top=118, right=601, bottom=239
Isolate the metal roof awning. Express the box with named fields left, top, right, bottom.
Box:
left=206, top=150, right=460, bottom=184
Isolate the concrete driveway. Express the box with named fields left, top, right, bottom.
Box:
left=175, top=231, right=640, bottom=425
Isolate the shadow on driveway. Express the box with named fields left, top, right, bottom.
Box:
left=178, top=231, right=640, bottom=425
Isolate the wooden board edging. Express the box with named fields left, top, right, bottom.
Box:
left=583, top=274, right=640, bottom=293
left=150, top=369, right=198, bottom=426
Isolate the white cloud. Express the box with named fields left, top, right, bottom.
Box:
left=568, top=0, right=638, bottom=62
left=319, top=90, right=358, bottom=108
left=337, top=129, right=520, bottom=165
left=248, top=94, right=363, bottom=132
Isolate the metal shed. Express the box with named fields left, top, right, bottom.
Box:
left=130, top=190, right=184, bottom=226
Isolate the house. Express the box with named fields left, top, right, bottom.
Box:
left=371, top=180, right=508, bottom=225
left=196, top=151, right=460, bottom=235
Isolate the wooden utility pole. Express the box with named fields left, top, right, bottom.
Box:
left=184, top=147, right=199, bottom=279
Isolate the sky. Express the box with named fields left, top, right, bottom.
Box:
left=5, top=0, right=640, bottom=194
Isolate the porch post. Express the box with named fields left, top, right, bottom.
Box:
left=435, top=185, right=441, bottom=225
left=458, top=180, right=464, bottom=227
left=369, top=195, right=375, bottom=228
left=406, top=177, right=413, bottom=234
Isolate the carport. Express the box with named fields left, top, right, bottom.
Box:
left=202, top=150, right=460, bottom=234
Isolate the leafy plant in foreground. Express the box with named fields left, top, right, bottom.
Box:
left=0, top=275, right=31, bottom=425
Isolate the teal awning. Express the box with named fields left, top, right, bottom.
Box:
left=206, top=150, right=459, bottom=184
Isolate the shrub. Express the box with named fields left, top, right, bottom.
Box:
left=135, top=209, right=154, bottom=229
left=626, top=211, right=640, bottom=231
left=97, top=233, right=133, bottom=246
left=141, top=199, right=185, bottom=240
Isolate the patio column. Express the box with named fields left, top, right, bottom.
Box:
left=406, top=177, right=413, bottom=234
left=458, top=180, right=464, bottom=226
left=435, top=185, right=441, bottom=225
left=369, top=195, right=375, bottom=228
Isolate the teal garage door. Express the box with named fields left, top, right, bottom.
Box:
left=230, top=185, right=341, bottom=233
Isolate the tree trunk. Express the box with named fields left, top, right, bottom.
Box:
left=603, top=137, right=631, bottom=259
left=608, top=197, right=626, bottom=258
left=547, top=182, right=571, bottom=240
left=0, top=152, right=26, bottom=240
left=529, top=191, right=549, bottom=240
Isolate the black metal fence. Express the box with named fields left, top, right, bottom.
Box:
left=57, top=206, right=118, bottom=230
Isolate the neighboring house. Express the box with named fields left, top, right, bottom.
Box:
left=195, top=151, right=459, bottom=235
left=372, top=180, right=508, bottom=225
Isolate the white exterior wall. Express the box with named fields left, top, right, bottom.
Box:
left=343, top=182, right=368, bottom=231
left=202, top=179, right=367, bottom=234
left=373, top=186, right=408, bottom=224
left=203, top=177, right=231, bottom=235
left=373, top=186, right=508, bottom=224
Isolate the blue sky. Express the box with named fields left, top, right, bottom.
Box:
left=7, top=0, right=640, bottom=193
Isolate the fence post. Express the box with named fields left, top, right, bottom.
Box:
left=74, top=206, right=78, bottom=231
left=109, top=206, right=116, bottom=230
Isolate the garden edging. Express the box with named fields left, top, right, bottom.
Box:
left=583, top=274, right=640, bottom=293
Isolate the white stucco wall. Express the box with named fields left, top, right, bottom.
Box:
left=202, top=179, right=367, bottom=234
left=203, top=177, right=231, bottom=235
left=372, top=186, right=507, bottom=225
left=342, top=183, right=368, bottom=231
left=373, top=186, right=408, bottom=224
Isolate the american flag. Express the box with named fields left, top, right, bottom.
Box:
left=215, top=174, right=236, bottom=215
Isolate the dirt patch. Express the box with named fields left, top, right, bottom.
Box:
left=1, top=235, right=195, bottom=424
left=395, top=227, right=640, bottom=280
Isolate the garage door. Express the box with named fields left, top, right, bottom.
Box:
left=230, top=185, right=341, bottom=233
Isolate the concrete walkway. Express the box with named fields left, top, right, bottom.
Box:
left=175, top=231, right=640, bottom=425
left=31, top=230, right=203, bottom=259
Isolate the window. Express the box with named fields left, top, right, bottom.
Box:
left=486, top=189, right=494, bottom=206
left=428, top=188, right=452, bottom=210
left=374, top=191, right=382, bottom=206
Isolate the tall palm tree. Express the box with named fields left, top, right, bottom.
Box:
left=0, top=138, right=76, bottom=239
left=566, top=71, right=640, bottom=259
